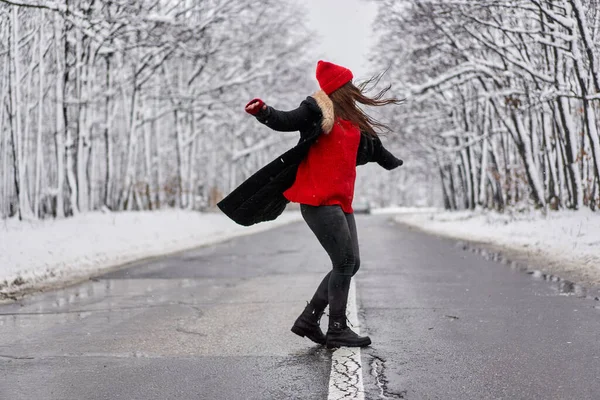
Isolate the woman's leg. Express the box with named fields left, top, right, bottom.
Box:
left=308, top=210, right=361, bottom=310
left=300, top=205, right=366, bottom=335
left=301, top=204, right=356, bottom=307
left=291, top=204, right=354, bottom=344
left=299, top=205, right=370, bottom=347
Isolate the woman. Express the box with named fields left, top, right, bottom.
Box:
left=218, top=61, right=403, bottom=348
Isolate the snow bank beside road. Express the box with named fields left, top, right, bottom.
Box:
left=0, top=210, right=302, bottom=297
left=394, top=209, right=600, bottom=286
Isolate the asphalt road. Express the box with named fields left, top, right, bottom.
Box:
left=1, top=215, right=599, bottom=399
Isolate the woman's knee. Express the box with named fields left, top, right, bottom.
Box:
left=336, top=253, right=359, bottom=277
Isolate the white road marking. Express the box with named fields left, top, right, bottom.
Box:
left=328, top=279, right=365, bottom=400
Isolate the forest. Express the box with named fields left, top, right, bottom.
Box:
left=2, top=0, right=599, bottom=220
left=0, top=0, right=313, bottom=219
left=374, top=0, right=600, bottom=211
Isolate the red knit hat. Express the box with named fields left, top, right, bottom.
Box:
left=316, top=60, right=353, bottom=95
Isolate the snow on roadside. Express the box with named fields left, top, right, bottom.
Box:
left=0, top=210, right=302, bottom=297
left=393, top=209, right=600, bottom=286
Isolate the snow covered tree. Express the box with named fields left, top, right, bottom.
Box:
left=372, top=0, right=600, bottom=211
left=0, top=0, right=313, bottom=219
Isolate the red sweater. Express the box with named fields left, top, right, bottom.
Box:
left=283, top=119, right=361, bottom=213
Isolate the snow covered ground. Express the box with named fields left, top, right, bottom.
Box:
left=0, top=210, right=302, bottom=298
left=394, top=209, right=600, bottom=287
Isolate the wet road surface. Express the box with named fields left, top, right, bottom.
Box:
left=359, top=219, right=600, bottom=399
left=1, top=215, right=600, bottom=399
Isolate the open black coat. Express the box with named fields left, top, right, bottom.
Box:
left=217, top=90, right=403, bottom=226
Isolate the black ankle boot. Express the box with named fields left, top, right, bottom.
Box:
left=291, top=303, right=326, bottom=345
left=326, top=319, right=371, bottom=349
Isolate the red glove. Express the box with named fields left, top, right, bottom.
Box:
left=245, top=98, right=265, bottom=115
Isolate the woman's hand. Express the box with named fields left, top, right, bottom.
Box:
left=377, top=152, right=404, bottom=170
left=245, top=98, right=266, bottom=115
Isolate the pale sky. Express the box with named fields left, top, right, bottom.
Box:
left=298, top=0, right=379, bottom=81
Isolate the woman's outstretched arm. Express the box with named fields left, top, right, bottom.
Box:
left=356, top=132, right=403, bottom=170
left=245, top=98, right=316, bottom=132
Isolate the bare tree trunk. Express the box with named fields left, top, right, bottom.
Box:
left=186, top=112, right=197, bottom=210
left=478, top=134, right=489, bottom=206
left=75, top=29, right=89, bottom=212
left=436, top=153, right=452, bottom=209
left=11, top=7, right=33, bottom=219
left=467, top=144, right=478, bottom=209
left=141, top=95, right=155, bottom=209
left=513, top=112, right=546, bottom=207
left=120, top=81, right=139, bottom=210
left=458, top=148, right=472, bottom=209
left=555, top=96, right=584, bottom=209
left=0, top=50, right=9, bottom=217
left=488, top=137, right=505, bottom=210
left=88, top=102, right=97, bottom=210
left=34, top=19, right=45, bottom=217
left=22, top=30, right=36, bottom=212
left=542, top=111, right=560, bottom=207
left=554, top=114, right=572, bottom=206
left=438, top=165, right=452, bottom=210
left=62, top=18, right=79, bottom=216
left=53, top=14, right=65, bottom=218
left=153, top=89, right=163, bottom=208
left=478, top=104, right=492, bottom=206
left=103, top=55, right=112, bottom=209
left=173, top=110, right=183, bottom=208
left=448, top=162, right=458, bottom=210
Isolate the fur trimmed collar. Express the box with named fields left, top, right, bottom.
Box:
left=312, top=90, right=334, bottom=134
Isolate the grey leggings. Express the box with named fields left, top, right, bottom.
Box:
left=300, top=204, right=360, bottom=320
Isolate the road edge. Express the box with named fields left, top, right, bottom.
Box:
left=393, top=217, right=600, bottom=299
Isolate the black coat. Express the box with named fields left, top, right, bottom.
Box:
left=217, top=90, right=403, bottom=226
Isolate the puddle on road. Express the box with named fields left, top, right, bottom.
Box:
left=456, top=242, right=600, bottom=303
left=0, top=277, right=212, bottom=332
left=526, top=270, right=588, bottom=297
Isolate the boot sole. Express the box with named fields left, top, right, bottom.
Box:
left=326, top=337, right=372, bottom=349
left=291, top=325, right=326, bottom=345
